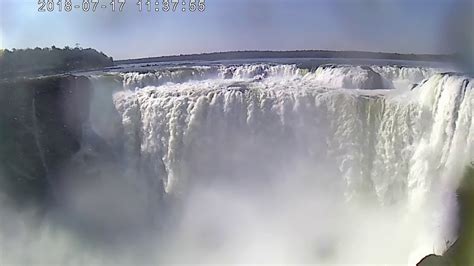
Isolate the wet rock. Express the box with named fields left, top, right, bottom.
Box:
left=0, top=75, right=92, bottom=206
left=416, top=254, right=449, bottom=266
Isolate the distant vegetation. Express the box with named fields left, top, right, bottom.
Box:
left=116, top=50, right=453, bottom=65
left=0, top=46, right=113, bottom=79
left=0, top=48, right=454, bottom=79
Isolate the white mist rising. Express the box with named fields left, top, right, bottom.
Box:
left=1, top=64, right=472, bottom=265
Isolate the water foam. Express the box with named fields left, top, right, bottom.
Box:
left=2, top=64, right=470, bottom=265
left=100, top=65, right=472, bottom=263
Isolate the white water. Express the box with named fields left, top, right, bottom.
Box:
left=2, top=64, right=472, bottom=265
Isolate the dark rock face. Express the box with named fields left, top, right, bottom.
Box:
left=222, top=67, right=235, bottom=79
left=0, top=75, right=160, bottom=238
left=0, top=75, right=92, bottom=206
left=416, top=254, right=449, bottom=266
left=359, top=66, right=385, bottom=90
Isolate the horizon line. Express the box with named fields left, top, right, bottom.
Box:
left=115, top=49, right=454, bottom=62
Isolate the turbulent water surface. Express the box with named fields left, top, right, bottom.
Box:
left=2, top=61, right=473, bottom=265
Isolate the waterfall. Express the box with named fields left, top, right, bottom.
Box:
left=97, top=64, right=471, bottom=263
left=2, top=64, right=470, bottom=265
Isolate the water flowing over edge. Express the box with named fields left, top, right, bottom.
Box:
left=1, top=64, right=472, bottom=265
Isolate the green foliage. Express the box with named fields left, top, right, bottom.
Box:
left=0, top=46, right=113, bottom=79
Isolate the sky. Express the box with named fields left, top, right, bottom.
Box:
left=0, top=0, right=472, bottom=59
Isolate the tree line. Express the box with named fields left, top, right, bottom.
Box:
left=116, top=50, right=453, bottom=65
left=0, top=46, right=113, bottom=79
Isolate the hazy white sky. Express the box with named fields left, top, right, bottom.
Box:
left=0, top=0, right=472, bottom=59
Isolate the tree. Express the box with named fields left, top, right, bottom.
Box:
left=0, top=46, right=114, bottom=79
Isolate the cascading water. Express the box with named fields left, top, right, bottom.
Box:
left=1, top=63, right=471, bottom=265
left=110, top=64, right=465, bottom=200
left=92, top=64, right=470, bottom=264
